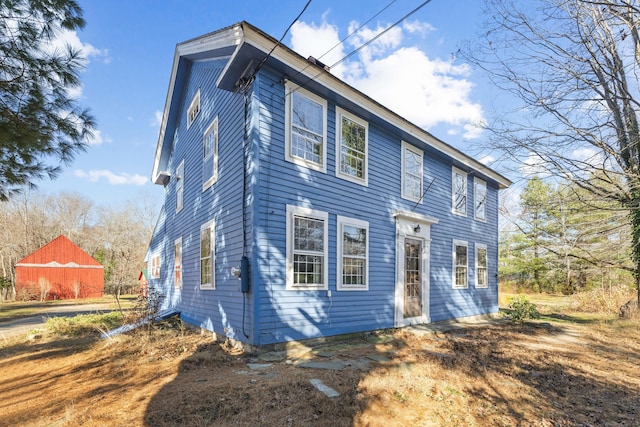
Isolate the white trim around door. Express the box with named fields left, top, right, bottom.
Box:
left=393, top=210, right=439, bottom=327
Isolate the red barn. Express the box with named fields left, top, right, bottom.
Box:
left=15, top=235, right=104, bottom=300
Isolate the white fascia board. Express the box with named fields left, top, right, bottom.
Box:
left=151, top=25, right=243, bottom=184
left=240, top=24, right=512, bottom=189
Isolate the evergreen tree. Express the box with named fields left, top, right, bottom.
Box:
left=0, top=0, right=95, bottom=200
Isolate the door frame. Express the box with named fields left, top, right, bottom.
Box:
left=393, top=210, right=439, bottom=327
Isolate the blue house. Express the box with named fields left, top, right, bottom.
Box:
left=148, top=22, right=511, bottom=346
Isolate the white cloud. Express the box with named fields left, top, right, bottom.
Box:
left=479, top=154, right=495, bottom=165
left=52, top=29, right=111, bottom=64
left=571, top=147, right=604, bottom=166
left=289, top=18, right=485, bottom=139
left=290, top=20, right=348, bottom=77
left=74, top=169, right=148, bottom=186
left=85, top=129, right=111, bottom=146
left=402, top=20, right=435, bottom=35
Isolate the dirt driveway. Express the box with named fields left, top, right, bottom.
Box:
left=0, top=301, right=118, bottom=339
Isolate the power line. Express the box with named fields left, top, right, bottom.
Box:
left=281, top=0, right=399, bottom=85
left=287, top=0, right=434, bottom=96
left=330, top=0, right=433, bottom=69
left=246, top=0, right=313, bottom=88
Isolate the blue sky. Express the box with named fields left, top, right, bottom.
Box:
left=39, top=0, right=498, bottom=208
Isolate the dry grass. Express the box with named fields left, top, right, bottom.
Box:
left=1, top=303, right=639, bottom=426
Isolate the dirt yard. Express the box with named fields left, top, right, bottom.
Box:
left=0, top=300, right=639, bottom=426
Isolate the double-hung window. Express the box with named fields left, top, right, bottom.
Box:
left=474, top=178, right=487, bottom=221
left=200, top=219, right=215, bottom=289
left=337, top=216, right=368, bottom=291
left=453, top=240, right=468, bottom=289
left=284, top=82, right=327, bottom=173
left=187, top=89, right=200, bottom=129
left=176, top=160, right=184, bottom=212
left=401, top=141, right=423, bottom=202
left=336, top=108, right=368, bottom=185
left=203, top=117, right=218, bottom=190
left=174, top=237, right=182, bottom=289
left=452, top=167, right=467, bottom=216
left=286, top=205, right=328, bottom=290
left=475, top=243, right=488, bottom=288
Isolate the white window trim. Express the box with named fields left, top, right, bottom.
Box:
left=452, top=167, right=468, bottom=217
left=176, top=160, right=184, bottom=213
left=286, top=205, right=329, bottom=290
left=200, top=219, right=215, bottom=290
left=401, top=141, right=423, bottom=203
left=452, top=239, right=468, bottom=289
left=474, top=177, right=487, bottom=222
left=187, top=89, right=200, bottom=129
left=203, top=117, right=219, bottom=191
left=284, top=81, right=328, bottom=173
left=336, top=216, right=369, bottom=291
left=150, top=254, right=160, bottom=279
left=475, top=243, right=488, bottom=289
left=335, top=107, right=368, bottom=186
left=174, top=237, right=182, bottom=289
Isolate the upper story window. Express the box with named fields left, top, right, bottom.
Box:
left=474, top=178, right=487, bottom=221
left=285, top=82, right=327, bottom=173
left=187, top=89, right=201, bottom=129
left=174, top=237, right=182, bottom=289
left=452, top=167, right=467, bottom=216
left=475, top=243, right=488, bottom=288
left=203, top=117, right=218, bottom=190
left=337, top=216, right=369, bottom=291
left=200, top=219, right=215, bottom=289
left=286, top=205, right=328, bottom=290
left=336, top=107, right=368, bottom=185
left=176, top=160, right=184, bottom=212
left=401, top=141, right=423, bottom=202
left=453, top=239, right=468, bottom=289
left=150, top=254, right=161, bottom=279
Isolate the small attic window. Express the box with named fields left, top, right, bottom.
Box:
left=187, top=89, right=201, bottom=129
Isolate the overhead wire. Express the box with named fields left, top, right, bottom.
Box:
left=284, top=0, right=434, bottom=96
left=330, top=0, right=433, bottom=69
left=284, top=0, right=399, bottom=84
left=248, top=0, right=313, bottom=83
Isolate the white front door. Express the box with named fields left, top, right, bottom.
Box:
left=393, top=210, right=438, bottom=327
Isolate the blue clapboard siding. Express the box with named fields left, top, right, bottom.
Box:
left=148, top=59, right=253, bottom=341
left=251, top=67, right=500, bottom=343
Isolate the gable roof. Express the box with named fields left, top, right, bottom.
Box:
left=16, top=235, right=102, bottom=267
left=151, top=21, right=511, bottom=189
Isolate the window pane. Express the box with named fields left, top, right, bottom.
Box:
left=292, top=92, right=323, bottom=135
left=455, top=244, right=468, bottom=287
left=293, top=254, right=323, bottom=284
left=201, top=227, right=211, bottom=257
left=456, top=245, right=467, bottom=266
left=343, top=225, right=366, bottom=256
left=201, top=258, right=211, bottom=285
left=475, top=182, right=486, bottom=219
left=403, top=147, right=422, bottom=200
left=342, top=257, right=365, bottom=285
left=294, top=217, right=324, bottom=252
left=340, top=116, right=366, bottom=178
left=455, top=174, right=467, bottom=213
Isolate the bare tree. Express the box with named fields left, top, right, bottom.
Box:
left=466, top=0, right=640, bottom=307
left=95, top=199, right=152, bottom=313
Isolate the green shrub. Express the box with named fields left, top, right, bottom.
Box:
left=506, top=295, right=540, bottom=322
